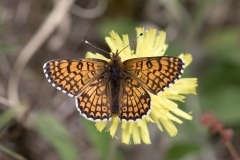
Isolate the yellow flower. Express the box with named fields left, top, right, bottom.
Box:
left=86, top=28, right=198, bottom=144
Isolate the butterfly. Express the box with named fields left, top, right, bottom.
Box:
left=43, top=47, right=184, bottom=122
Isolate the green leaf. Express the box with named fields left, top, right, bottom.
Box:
left=0, top=43, right=20, bottom=56
left=202, top=27, right=240, bottom=65
left=82, top=118, right=112, bottom=160
left=97, top=18, right=137, bottom=40
left=0, top=108, right=16, bottom=133
left=199, top=61, right=240, bottom=125
left=201, top=85, right=240, bottom=125
left=200, top=63, right=240, bottom=92
left=35, top=113, right=78, bottom=160
left=166, top=143, right=200, bottom=160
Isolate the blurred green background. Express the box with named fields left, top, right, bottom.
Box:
left=0, top=0, right=240, bottom=160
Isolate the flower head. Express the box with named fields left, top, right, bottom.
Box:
left=86, top=28, right=198, bottom=144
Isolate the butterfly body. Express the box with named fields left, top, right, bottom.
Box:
left=43, top=52, right=184, bottom=122
left=105, top=52, right=125, bottom=116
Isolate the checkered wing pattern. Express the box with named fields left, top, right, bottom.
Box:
left=119, top=78, right=151, bottom=121
left=123, top=56, right=185, bottom=95
left=43, top=59, right=107, bottom=97
left=75, top=78, right=112, bottom=121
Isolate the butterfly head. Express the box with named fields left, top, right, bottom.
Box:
left=111, top=50, right=121, bottom=61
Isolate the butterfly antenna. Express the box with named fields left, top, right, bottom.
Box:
left=82, top=39, right=110, bottom=55
left=118, top=33, right=143, bottom=54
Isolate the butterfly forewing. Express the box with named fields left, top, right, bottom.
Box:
left=123, top=56, right=184, bottom=95
left=75, top=78, right=112, bottom=121
left=118, top=77, right=151, bottom=121
left=43, top=59, right=108, bottom=97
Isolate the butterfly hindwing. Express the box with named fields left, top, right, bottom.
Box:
left=118, top=77, right=151, bottom=121
left=75, top=78, right=112, bottom=121
left=123, top=56, right=184, bottom=95
left=43, top=59, right=108, bottom=97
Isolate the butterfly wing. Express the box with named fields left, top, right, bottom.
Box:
left=75, top=78, right=112, bottom=121
left=118, top=77, right=151, bottom=121
left=43, top=59, right=108, bottom=97
left=123, top=56, right=184, bottom=95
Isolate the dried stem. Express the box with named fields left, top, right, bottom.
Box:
left=7, top=0, right=75, bottom=107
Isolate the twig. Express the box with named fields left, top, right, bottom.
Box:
left=201, top=112, right=240, bottom=160
left=225, top=142, right=240, bottom=160
left=0, top=96, right=13, bottom=107
left=71, top=0, right=108, bottom=19
left=7, top=0, right=76, bottom=107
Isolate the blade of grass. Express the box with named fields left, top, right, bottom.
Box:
left=35, top=113, right=78, bottom=160
left=0, top=144, right=27, bottom=160
left=82, top=118, right=112, bottom=160
left=0, top=108, right=16, bottom=133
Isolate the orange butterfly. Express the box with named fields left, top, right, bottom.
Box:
left=43, top=39, right=184, bottom=122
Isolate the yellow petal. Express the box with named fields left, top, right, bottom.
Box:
left=121, top=123, right=134, bottom=144
left=160, top=118, right=178, bottom=137
left=132, top=125, right=141, bottom=144
left=170, top=107, right=192, bottom=120
left=138, top=120, right=151, bottom=144
left=136, top=28, right=156, bottom=57
left=119, top=35, right=132, bottom=61
left=179, top=53, right=192, bottom=67
left=109, top=117, right=120, bottom=138
left=95, top=121, right=108, bottom=132
left=85, top=52, right=109, bottom=61
left=106, top=31, right=125, bottom=54
left=172, top=78, right=198, bottom=95
left=152, top=31, right=168, bottom=56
